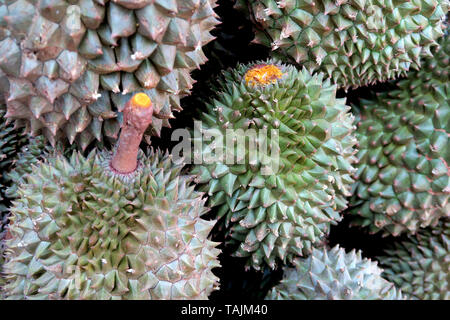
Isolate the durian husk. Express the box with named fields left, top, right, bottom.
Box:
left=0, top=105, right=26, bottom=233
left=192, top=60, right=357, bottom=270
left=0, top=105, right=27, bottom=298
left=1, top=149, right=221, bottom=299
left=237, top=0, right=449, bottom=89
left=349, top=35, right=449, bottom=236
left=266, top=245, right=404, bottom=300
left=378, top=219, right=450, bottom=300
left=0, top=0, right=219, bottom=149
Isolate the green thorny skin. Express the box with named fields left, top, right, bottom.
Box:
left=3, top=136, right=49, bottom=200
left=0, top=105, right=26, bottom=296
left=0, top=106, right=25, bottom=234
left=350, top=35, right=449, bottom=236
left=4, top=135, right=76, bottom=200
left=0, top=107, right=25, bottom=213
left=1, top=135, right=73, bottom=266
left=192, top=60, right=357, bottom=270
left=267, top=245, right=404, bottom=300
left=236, top=0, right=449, bottom=89
left=1, top=89, right=217, bottom=301
left=0, top=135, right=57, bottom=298
left=0, top=0, right=219, bottom=149
left=1, top=148, right=221, bottom=299
left=378, top=219, right=449, bottom=300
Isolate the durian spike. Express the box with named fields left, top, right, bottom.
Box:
left=111, top=93, right=153, bottom=174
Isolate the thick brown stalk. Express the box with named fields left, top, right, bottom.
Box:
left=111, top=93, right=153, bottom=174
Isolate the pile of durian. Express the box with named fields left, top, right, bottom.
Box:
left=0, top=0, right=448, bottom=300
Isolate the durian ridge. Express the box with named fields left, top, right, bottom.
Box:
left=244, top=64, right=284, bottom=86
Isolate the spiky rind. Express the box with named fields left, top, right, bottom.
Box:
left=2, top=149, right=221, bottom=299
left=239, top=0, right=449, bottom=89
left=0, top=0, right=99, bottom=148
left=0, top=105, right=25, bottom=230
left=0, top=105, right=26, bottom=298
left=3, top=136, right=49, bottom=200
left=0, top=0, right=219, bottom=148
left=192, top=60, right=357, bottom=270
left=0, top=135, right=74, bottom=293
left=267, top=245, right=404, bottom=300
left=350, top=36, right=449, bottom=236
left=378, top=220, right=449, bottom=300
left=3, top=134, right=75, bottom=200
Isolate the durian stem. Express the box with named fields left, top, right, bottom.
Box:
left=111, top=93, right=153, bottom=174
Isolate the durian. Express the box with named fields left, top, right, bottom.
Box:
left=378, top=219, right=449, bottom=300
left=350, top=35, right=449, bottom=236
left=0, top=105, right=25, bottom=233
left=0, top=0, right=103, bottom=148
left=1, top=93, right=221, bottom=299
left=236, top=0, right=449, bottom=89
left=192, top=60, right=357, bottom=270
left=0, top=105, right=26, bottom=298
left=3, top=135, right=77, bottom=200
left=3, top=136, right=49, bottom=200
left=0, top=0, right=219, bottom=149
left=0, top=135, right=71, bottom=285
left=266, top=245, right=404, bottom=300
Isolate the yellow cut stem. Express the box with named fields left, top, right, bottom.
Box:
left=245, top=64, right=283, bottom=86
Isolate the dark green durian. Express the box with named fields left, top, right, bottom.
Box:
left=378, top=220, right=449, bottom=300
left=3, top=136, right=49, bottom=200
left=349, top=35, right=449, bottom=236
left=237, top=0, right=448, bottom=89
left=0, top=105, right=26, bottom=297
left=192, top=60, right=357, bottom=270
left=0, top=105, right=25, bottom=236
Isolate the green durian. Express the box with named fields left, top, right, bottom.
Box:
left=4, top=135, right=77, bottom=200
left=267, top=245, right=404, bottom=300
left=378, top=220, right=449, bottom=300
left=349, top=35, right=449, bottom=236
left=192, top=60, right=357, bottom=270
left=0, top=105, right=25, bottom=230
left=3, top=136, right=49, bottom=200
left=2, top=148, right=221, bottom=299
left=0, top=0, right=219, bottom=149
left=0, top=105, right=26, bottom=297
left=0, top=135, right=47, bottom=296
left=236, top=0, right=449, bottom=89
left=1, top=93, right=221, bottom=299
left=0, top=135, right=74, bottom=276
